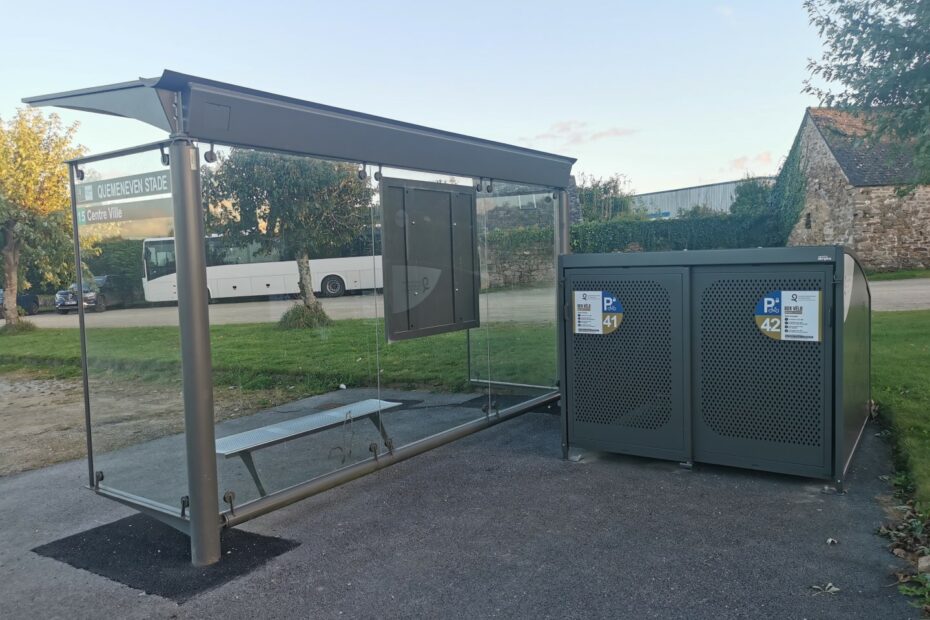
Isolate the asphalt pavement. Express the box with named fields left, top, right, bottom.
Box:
left=25, top=279, right=930, bottom=330
left=29, top=287, right=558, bottom=328
left=869, top=277, right=930, bottom=311
left=0, top=408, right=912, bottom=618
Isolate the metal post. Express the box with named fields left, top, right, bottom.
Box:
left=69, top=165, right=95, bottom=489
left=557, top=189, right=570, bottom=459
left=169, top=137, right=221, bottom=566
left=557, top=189, right=571, bottom=255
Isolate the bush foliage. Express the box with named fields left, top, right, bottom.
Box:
left=278, top=303, right=331, bottom=330
left=571, top=213, right=781, bottom=253
left=0, top=320, right=37, bottom=336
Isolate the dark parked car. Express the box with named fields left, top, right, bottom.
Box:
left=0, top=289, right=40, bottom=317
left=55, top=275, right=126, bottom=314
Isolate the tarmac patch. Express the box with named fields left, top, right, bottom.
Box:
left=32, top=514, right=299, bottom=603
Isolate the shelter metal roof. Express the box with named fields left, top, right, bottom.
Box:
left=24, top=70, right=575, bottom=188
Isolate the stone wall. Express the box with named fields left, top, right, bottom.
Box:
left=788, top=116, right=930, bottom=270
left=848, top=185, right=930, bottom=270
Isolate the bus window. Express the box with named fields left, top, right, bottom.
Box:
left=144, top=240, right=176, bottom=280
left=249, top=240, right=280, bottom=263
left=206, top=238, right=250, bottom=266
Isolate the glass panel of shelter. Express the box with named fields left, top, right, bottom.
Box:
left=72, top=146, right=188, bottom=509
left=204, top=147, right=384, bottom=506
left=479, top=182, right=561, bottom=407
left=199, top=151, right=502, bottom=508
left=70, top=142, right=559, bottom=515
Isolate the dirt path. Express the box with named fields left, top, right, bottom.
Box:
left=0, top=372, right=286, bottom=476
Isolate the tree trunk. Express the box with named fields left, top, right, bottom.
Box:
left=2, top=225, right=21, bottom=326
left=296, top=251, right=323, bottom=310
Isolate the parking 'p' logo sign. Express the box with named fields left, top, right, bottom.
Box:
left=754, top=290, right=822, bottom=342
left=573, top=290, right=624, bottom=335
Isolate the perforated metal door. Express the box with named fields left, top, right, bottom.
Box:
left=691, top=266, right=832, bottom=477
left=565, top=269, right=686, bottom=461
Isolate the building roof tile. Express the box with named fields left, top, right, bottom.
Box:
left=807, top=107, right=919, bottom=186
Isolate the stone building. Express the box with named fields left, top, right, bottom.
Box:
left=788, top=108, right=930, bottom=270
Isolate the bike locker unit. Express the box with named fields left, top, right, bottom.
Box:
left=558, top=246, right=871, bottom=487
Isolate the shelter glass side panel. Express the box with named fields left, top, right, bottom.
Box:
left=204, top=149, right=388, bottom=506
left=474, top=183, right=560, bottom=416
left=72, top=147, right=187, bottom=507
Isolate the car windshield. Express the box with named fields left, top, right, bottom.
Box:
left=69, top=281, right=98, bottom=293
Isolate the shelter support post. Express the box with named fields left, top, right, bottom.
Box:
left=557, top=189, right=571, bottom=256
left=68, top=165, right=95, bottom=489
left=170, top=138, right=221, bottom=566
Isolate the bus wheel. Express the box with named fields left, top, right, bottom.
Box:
left=321, top=275, right=345, bottom=298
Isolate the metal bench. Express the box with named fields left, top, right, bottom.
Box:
left=215, top=398, right=401, bottom=496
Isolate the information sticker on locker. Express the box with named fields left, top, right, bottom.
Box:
left=754, top=290, right=822, bottom=342
left=573, top=291, right=624, bottom=334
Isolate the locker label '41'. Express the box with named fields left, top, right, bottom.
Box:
left=573, top=291, right=624, bottom=334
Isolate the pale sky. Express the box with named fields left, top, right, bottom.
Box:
left=0, top=1, right=825, bottom=193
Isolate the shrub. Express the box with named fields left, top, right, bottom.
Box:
left=0, top=320, right=37, bottom=335
left=570, top=213, right=780, bottom=253
left=278, top=303, right=331, bottom=329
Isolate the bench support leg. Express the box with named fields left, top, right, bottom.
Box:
left=368, top=415, right=394, bottom=452
left=239, top=452, right=267, bottom=497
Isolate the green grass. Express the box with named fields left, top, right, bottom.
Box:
left=0, top=319, right=556, bottom=395
left=872, top=311, right=930, bottom=506
left=2, top=311, right=928, bottom=502
left=867, top=268, right=930, bottom=281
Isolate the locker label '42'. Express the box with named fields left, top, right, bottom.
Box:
left=754, top=290, right=822, bottom=342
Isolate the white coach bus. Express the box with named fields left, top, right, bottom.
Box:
left=142, top=236, right=382, bottom=302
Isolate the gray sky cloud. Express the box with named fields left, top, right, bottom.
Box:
left=523, top=121, right=636, bottom=148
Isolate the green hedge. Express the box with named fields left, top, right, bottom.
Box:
left=485, top=226, right=554, bottom=286
left=769, top=132, right=807, bottom=242
left=570, top=213, right=781, bottom=253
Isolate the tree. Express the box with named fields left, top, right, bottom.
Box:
left=678, top=204, right=718, bottom=218
left=210, top=149, right=372, bottom=327
left=729, top=176, right=774, bottom=218
left=0, top=109, right=83, bottom=325
left=576, top=173, right=634, bottom=221
left=804, top=0, right=930, bottom=183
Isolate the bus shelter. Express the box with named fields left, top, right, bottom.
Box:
left=24, top=71, right=575, bottom=566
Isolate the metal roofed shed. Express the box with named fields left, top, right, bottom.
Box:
left=559, top=246, right=871, bottom=487
left=25, top=71, right=574, bottom=566
left=631, top=177, right=776, bottom=219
